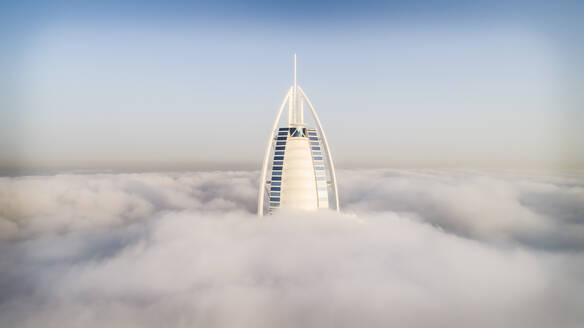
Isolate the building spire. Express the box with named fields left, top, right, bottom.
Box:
left=289, top=53, right=304, bottom=126
left=294, top=53, right=297, bottom=91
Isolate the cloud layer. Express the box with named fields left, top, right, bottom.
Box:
left=0, top=170, right=583, bottom=327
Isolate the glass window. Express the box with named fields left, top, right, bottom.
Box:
left=289, top=127, right=307, bottom=137
left=272, top=177, right=282, bottom=181
left=273, top=166, right=282, bottom=170
left=271, top=186, right=281, bottom=191
left=308, top=132, right=317, bottom=136
left=278, top=131, right=288, bottom=135
left=272, top=171, right=282, bottom=175
left=274, top=156, right=284, bottom=160
left=313, top=156, right=323, bottom=161
left=271, top=192, right=280, bottom=197
left=276, top=142, right=286, bottom=146
left=309, top=137, right=318, bottom=141
left=273, top=161, right=283, bottom=165
left=270, top=202, right=280, bottom=207
left=277, top=136, right=287, bottom=140
left=275, top=146, right=285, bottom=151
left=311, top=147, right=320, bottom=150
left=272, top=181, right=281, bottom=186
left=310, top=142, right=320, bottom=146
left=275, top=151, right=285, bottom=155
left=270, top=197, right=280, bottom=202
left=315, top=167, right=325, bottom=170
left=279, top=127, right=288, bottom=131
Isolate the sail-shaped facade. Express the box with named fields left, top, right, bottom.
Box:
left=258, top=55, right=339, bottom=216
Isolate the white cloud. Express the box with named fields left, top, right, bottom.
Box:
left=0, top=170, right=583, bottom=327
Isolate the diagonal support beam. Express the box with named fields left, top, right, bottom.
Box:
left=298, top=87, right=340, bottom=212
left=257, top=87, right=293, bottom=216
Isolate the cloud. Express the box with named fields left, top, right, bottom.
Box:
left=340, top=169, right=584, bottom=250
left=0, top=169, right=583, bottom=327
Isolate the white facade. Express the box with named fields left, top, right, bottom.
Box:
left=280, top=137, right=318, bottom=209
left=257, top=55, right=339, bottom=216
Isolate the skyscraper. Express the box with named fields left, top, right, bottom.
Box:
left=258, top=55, right=340, bottom=216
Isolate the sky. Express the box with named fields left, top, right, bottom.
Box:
left=1, top=169, right=583, bottom=327
left=1, top=0, right=583, bottom=170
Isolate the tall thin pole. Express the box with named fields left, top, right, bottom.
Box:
left=294, top=53, right=297, bottom=91
left=293, top=54, right=297, bottom=124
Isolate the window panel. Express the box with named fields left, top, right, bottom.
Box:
left=275, top=151, right=285, bottom=155
left=311, top=147, right=321, bottom=150
left=275, top=146, right=285, bottom=151
left=274, top=156, right=284, bottom=160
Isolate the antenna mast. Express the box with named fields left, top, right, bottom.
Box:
left=294, top=53, right=297, bottom=91
left=289, top=53, right=304, bottom=126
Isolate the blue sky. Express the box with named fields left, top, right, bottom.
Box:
left=1, top=1, right=582, bottom=170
